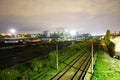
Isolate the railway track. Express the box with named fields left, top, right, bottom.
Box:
left=0, top=41, right=72, bottom=69
left=50, top=48, right=91, bottom=80
left=0, top=53, right=43, bottom=69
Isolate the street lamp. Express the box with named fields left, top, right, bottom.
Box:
left=70, top=30, right=76, bottom=36
left=91, top=43, right=93, bottom=74
left=9, top=29, right=16, bottom=34
left=9, top=28, right=16, bottom=37
left=56, top=44, right=58, bottom=69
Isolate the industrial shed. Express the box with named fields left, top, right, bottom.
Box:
left=111, top=37, right=120, bottom=58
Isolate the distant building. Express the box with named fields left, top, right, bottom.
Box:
left=43, top=30, right=50, bottom=38
left=16, top=34, right=25, bottom=38
left=56, top=27, right=64, bottom=37
left=0, top=33, right=13, bottom=38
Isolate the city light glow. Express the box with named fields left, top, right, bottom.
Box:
left=9, top=29, right=16, bottom=34
left=70, top=30, right=76, bottom=36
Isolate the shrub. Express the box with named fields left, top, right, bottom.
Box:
left=17, top=65, right=27, bottom=73
left=0, top=69, right=19, bottom=80
left=107, top=41, right=115, bottom=57
left=48, top=51, right=57, bottom=68
left=31, top=59, right=43, bottom=72
left=22, top=72, right=34, bottom=80
left=42, top=59, right=50, bottom=68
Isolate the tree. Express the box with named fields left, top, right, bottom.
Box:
left=31, top=59, right=43, bottom=71
left=50, top=32, right=60, bottom=38
left=0, top=69, right=19, bottom=80
left=118, top=31, right=120, bottom=36
left=48, top=51, right=57, bottom=68
left=105, top=29, right=111, bottom=45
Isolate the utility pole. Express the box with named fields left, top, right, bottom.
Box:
left=91, top=43, right=93, bottom=74
left=56, top=44, right=58, bottom=69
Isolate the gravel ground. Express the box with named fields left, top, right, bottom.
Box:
left=103, top=52, right=120, bottom=72
left=84, top=53, right=97, bottom=80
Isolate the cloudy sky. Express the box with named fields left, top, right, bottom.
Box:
left=0, top=0, right=120, bottom=34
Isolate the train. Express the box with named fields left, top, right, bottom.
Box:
left=0, top=37, right=42, bottom=47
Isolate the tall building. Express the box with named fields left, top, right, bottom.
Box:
left=43, top=30, right=50, bottom=37
left=56, top=27, right=64, bottom=38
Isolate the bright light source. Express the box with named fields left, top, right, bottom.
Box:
left=91, top=33, right=105, bottom=36
left=91, top=33, right=97, bottom=36
left=65, top=29, right=68, bottom=33
left=70, top=30, right=76, bottom=36
left=9, top=29, right=16, bottom=34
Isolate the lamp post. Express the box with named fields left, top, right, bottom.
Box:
left=70, top=30, right=76, bottom=40
left=9, top=29, right=16, bottom=37
left=91, top=42, right=93, bottom=74
left=56, top=44, right=58, bottom=69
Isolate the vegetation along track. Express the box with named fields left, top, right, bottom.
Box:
left=0, top=41, right=72, bottom=69
left=50, top=47, right=91, bottom=80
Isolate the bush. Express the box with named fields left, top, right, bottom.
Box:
left=31, top=59, right=43, bottom=72
left=0, top=69, right=19, bottom=80
left=48, top=51, right=57, bottom=68
left=17, top=65, right=27, bottom=73
left=107, top=41, right=115, bottom=57
left=42, top=59, right=50, bottom=68
left=22, top=71, right=40, bottom=80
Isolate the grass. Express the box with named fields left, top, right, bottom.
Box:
left=0, top=68, right=19, bottom=80
left=92, top=51, right=120, bottom=80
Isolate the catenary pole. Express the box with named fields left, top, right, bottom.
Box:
left=91, top=43, right=93, bottom=73
left=56, top=44, right=58, bottom=69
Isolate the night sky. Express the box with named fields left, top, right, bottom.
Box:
left=0, top=0, right=120, bottom=34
